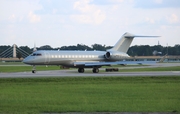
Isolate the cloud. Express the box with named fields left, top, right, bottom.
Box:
left=1, top=0, right=180, bottom=47
left=145, top=17, right=155, bottom=24
left=167, top=14, right=179, bottom=23
left=71, top=0, right=106, bottom=25
left=8, top=14, right=16, bottom=21
left=28, top=11, right=41, bottom=23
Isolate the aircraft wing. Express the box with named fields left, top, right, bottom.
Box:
left=74, top=61, right=157, bottom=67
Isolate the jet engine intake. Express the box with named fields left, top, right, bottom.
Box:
left=104, top=52, right=111, bottom=59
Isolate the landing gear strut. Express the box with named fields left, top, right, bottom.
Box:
left=92, top=68, right=99, bottom=73
left=32, top=65, right=36, bottom=73
left=78, top=68, right=99, bottom=73
left=78, top=68, right=84, bottom=73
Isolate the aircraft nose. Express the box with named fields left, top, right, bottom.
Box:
left=23, top=57, right=33, bottom=64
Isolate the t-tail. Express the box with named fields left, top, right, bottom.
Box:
left=108, top=32, right=160, bottom=53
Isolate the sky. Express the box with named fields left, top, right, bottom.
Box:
left=0, top=0, right=180, bottom=48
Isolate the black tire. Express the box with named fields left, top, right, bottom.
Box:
left=93, top=68, right=99, bottom=73
left=32, top=70, right=36, bottom=73
left=78, top=68, right=84, bottom=73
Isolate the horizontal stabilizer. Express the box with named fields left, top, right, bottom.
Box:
left=125, top=35, right=160, bottom=38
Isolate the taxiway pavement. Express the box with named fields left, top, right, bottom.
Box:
left=0, top=70, right=180, bottom=78
left=0, top=63, right=180, bottom=78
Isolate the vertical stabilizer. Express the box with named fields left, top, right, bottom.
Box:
left=108, top=32, right=159, bottom=53
left=108, top=32, right=135, bottom=53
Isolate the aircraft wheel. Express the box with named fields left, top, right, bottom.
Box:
left=78, top=68, right=84, bottom=73
left=32, top=70, right=36, bottom=73
left=92, top=68, right=99, bottom=73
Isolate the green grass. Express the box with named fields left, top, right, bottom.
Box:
left=0, top=66, right=61, bottom=72
left=0, top=62, right=24, bottom=65
left=0, top=77, right=180, bottom=113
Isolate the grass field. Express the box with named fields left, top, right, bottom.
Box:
left=0, top=62, right=24, bottom=65
left=0, top=65, right=61, bottom=73
left=0, top=77, right=180, bottom=113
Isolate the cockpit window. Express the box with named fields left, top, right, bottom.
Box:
left=31, top=53, right=36, bottom=56
left=31, top=53, right=42, bottom=56
left=36, top=53, right=42, bottom=56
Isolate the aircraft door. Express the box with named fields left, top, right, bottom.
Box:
left=44, top=52, right=50, bottom=64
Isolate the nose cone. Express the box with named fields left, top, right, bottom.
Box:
left=23, top=56, right=33, bottom=64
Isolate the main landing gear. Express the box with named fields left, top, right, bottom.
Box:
left=92, top=68, right=99, bottom=73
left=32, top=65, right=36, bottom=73
left=78, top=68, right=99, bottom=73
left=78, top=68, right=84, bottom=73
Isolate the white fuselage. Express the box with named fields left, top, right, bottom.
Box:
left=22, top=32, right=158, bottom=73
left=23, top=50, right=129, bottom=67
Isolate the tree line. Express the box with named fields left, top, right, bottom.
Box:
left=0, top=44, right=180, bottom=57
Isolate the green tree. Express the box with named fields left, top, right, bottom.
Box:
left=92, top=44, right=106, bottom=51
left=39, top=45, right=53, bottom=50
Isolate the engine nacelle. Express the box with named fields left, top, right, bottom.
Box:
left=104, top=51, right=129, bottom=61
left=104, top=52, right=111, bottom=59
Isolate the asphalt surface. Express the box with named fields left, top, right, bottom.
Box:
left=0, top=63, right=180, bottom=78
left=0, top=70, right=180, bottom=78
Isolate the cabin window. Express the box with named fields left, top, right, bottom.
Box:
left=31, top=53, right=42, bottom=56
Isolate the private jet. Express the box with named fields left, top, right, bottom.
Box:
left=23, top=32, right=159, bottom=73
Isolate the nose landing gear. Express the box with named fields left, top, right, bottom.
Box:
left=32, top=65, right=36, bottom=73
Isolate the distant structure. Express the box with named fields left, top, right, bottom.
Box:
left=13, top=44, right=17, bottom=58
left=0, top=44, right=30, bottom=58
left=33, top=43, right=37, bottom=52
